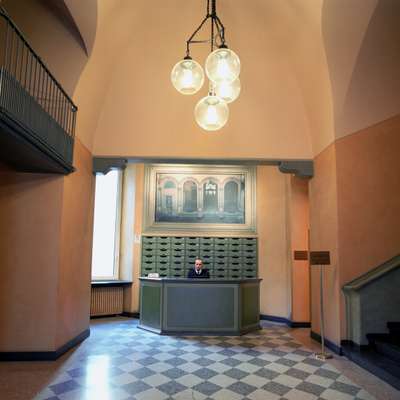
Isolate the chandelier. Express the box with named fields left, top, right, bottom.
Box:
left=171, top=0, right=241, bottom=131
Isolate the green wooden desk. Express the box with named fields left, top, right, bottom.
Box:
left=139, top=277, right=262, bottom=335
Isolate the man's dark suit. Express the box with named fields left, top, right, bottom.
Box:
left=187, top=268, right=210, bottom=278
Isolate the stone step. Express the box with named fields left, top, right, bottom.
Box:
left=388, top=322, right=400, bottom=336
left=375, top=340, right=400, bottom=364
left=367, top=332, right=400, bottom=346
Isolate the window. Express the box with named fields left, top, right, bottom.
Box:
left=91, top=170, right=122, bottom=280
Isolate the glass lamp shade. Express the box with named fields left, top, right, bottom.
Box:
left=171, top=58, right=204, bottom=95
left=214, top=78, right=241, bottom=103
left=194, top=95, right=229, bottom=131
left=205, top=48, right=240, bottom=84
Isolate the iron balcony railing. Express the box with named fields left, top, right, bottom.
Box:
left=0, top=8, right=77, bottom=167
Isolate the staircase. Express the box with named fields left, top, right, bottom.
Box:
left=342, top=322, right=400, bottom=390
left=341, top=255, right=400, bottom=390
left=368, top=322, right=400, bottom=363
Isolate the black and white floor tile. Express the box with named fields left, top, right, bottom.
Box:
left=34, top=319, right=375, bottom=400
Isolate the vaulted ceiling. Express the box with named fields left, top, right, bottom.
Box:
left=4, top=0, right=400, bottom=159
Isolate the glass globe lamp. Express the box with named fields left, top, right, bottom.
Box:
left=214, top=78, right=241, bottom=103
left=171, top=58, right=204, bottom=95
left=194, top=95, right=229, bottom=131
left=205, top=47, right=240, bottom=84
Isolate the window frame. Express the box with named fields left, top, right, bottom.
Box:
left=91, top=169, right=123, bottom=281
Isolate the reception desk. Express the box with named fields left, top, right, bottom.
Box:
left=139, top=277, right=262, bottom=335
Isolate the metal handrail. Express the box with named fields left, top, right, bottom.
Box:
left=0, top=8, right=77, bottom=139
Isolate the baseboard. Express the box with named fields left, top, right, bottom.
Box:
left=289, top=321, right=311, bottom=328
left=260, top=314, right=290, bottom=324
left=260, top=314, right=311, bottom=328
left=121, top=311, right=140, bottom=318
left=91, top=312, right=309, bottom=327
left=0, top=329, right=90, bottom=361
left=310, top=330, right=343, bottom=355
left=90, top=312, right=140, bottom=319
left=90, top=314, right=121, bottom=319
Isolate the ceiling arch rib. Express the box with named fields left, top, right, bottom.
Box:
left=55, top=0, right=98, bottom=56
left=337, top=0, right=400, bottom=138
left=321, top=0, right=387, bottom=139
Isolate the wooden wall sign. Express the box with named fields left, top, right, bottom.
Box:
left=309, top=251, right=331, bottom=265
left=293, top=250, right=309, bottom=261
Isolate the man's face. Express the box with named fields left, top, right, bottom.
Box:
left=195, top=259, right=203, bottom=271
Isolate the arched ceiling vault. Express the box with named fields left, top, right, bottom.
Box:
left=322, top=0, right=400, bottom=140
left=74, top=0, right=326, bottom=158
left=63, top=0, right=97, bottom=56
left=69, top=0, right=400, bottom=157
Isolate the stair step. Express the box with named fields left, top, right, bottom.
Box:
left=342, top=343, right=400, bottom=390
left=375, top=341, right=400, bottom=364
left=367, top=332, right=400, bottom=347
left=367, top=333, right=391, bottom=346
left=388, top=322, right=400, bottom=336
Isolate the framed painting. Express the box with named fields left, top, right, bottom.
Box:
left=143, top=164, right=256, bottom=235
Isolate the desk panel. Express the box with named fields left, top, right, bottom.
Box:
left=139, top=278, right=261, bottom=336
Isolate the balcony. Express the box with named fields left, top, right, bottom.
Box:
left=0, top=9, right=77, bottom=174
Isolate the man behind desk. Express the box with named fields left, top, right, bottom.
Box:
left=187, top=258, right=210, bottom=278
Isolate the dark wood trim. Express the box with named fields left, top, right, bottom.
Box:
left=310, top=330, right=343, bottom=355
left=0, top=329, right=90, bottom=361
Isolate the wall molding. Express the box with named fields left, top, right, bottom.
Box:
left=0, top=329, right=90, bottom=361
left=92, top=157, right=314, bottom=178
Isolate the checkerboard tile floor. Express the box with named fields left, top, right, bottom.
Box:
left=34, top=319, right=375, bottom=400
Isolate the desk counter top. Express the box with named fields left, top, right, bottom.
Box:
left=139, top=277, right=262, bottom=284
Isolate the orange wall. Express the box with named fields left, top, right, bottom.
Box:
left=336, top=115, right=400, bottom=338
left=56, top=139, right=95, bottom=348
left=0, top=170, right=63, bottom=351
left=257, top=167, right=292, bottom=318
left=309, top=114, right=400, bottom=345
left=309, top=143, right=341, bottom=345
left=0, top=139, right=94, bottom=352
left=289, top=176, right=310, bottom=323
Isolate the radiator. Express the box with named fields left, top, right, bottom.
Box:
left=90, top=286, right=124, bottom=316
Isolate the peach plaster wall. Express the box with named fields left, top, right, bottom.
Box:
left=0, top=169, right=63, bottom=351
left=309, top=113, right=400, bottom=346
left=309, top=143, right=341, bottom=345
left=289, top=176, right=310, bottom=323
left=0, top=139, right=95, bottom=352
left=56, top=139, right=95, bottom=348
left=336, top=114, right=400, bottom=339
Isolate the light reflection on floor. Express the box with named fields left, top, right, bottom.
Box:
left=30, top=318, right=382, bottom=400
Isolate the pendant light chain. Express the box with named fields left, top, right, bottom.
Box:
left=211, top=0, right=214, bottom=52
left=186, top=0, right=225, bottom=57
left=171, top=0, right=241, bottom=131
